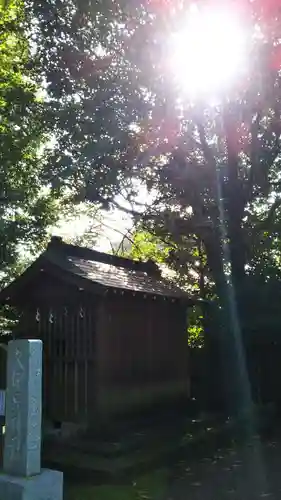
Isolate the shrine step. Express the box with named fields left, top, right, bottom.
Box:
left=42, top=405, right=277, bottom=483
left=64, top=416, right=211, bottom=457
left=42, top=415, right=225, bottom=483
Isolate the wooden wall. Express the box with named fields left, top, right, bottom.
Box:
left=96, top=294, right=190, bottom=415
left=38, top=302, right=97, bottom=422
left=14, top=269, right=190, bottom=422
left=15, top=273, right=98, bottom=423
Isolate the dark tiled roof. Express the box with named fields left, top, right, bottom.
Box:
left=44, top=237, right=189, bottom=300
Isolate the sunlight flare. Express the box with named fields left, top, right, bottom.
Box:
left=168, top=4, right=249, bottom=99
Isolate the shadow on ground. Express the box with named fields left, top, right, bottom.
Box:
left=167, top=435, right=281, bottom=500
left=65, top=431, right=281, bottom=500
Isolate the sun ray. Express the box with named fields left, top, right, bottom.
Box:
left=167, top=4, right=250, bottom=100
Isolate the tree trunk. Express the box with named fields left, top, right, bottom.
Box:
left=204, top=229, right=252, bottom=418
left=224, top=112, right=247, bottom=296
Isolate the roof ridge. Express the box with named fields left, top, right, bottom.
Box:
left=47, top=236, right=161, bottom=277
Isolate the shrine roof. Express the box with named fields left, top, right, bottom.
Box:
left=0, top=236, right=199, bottom=304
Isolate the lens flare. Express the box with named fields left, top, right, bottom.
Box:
left=168, top=5, right=249, bottom=99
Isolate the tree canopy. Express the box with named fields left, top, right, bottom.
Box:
left=3, top=0, right=281, bottom=318
left=21, top=0, right=281, bottom=415
left=0, top=0, right=63, bottom=286
left=26, top=0, right=281, bottom=305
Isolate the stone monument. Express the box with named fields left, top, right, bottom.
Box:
left=0, top=339, right=63, bottom=500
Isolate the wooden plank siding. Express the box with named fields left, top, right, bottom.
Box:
left=12, top=268, right=190, bottom=422
left=30, top=304, right=97, bottom=423
left=14, top=272, right=99, bottom=423
left=96, top=294, right=190, bottom=415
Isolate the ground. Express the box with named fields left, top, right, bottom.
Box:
left=65, top=469, right=167, bottom=500
left=65, top=431, right=281, bottom=500
left=166, top=437, right=281, bottom=499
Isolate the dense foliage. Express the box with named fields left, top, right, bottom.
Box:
left=21, top=0, right=281, bottom=415
left=0, top=0, right=63, bottom=286
left=25, top=1, right=281, bottom=302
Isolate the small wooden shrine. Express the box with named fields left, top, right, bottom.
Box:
left=0, top=236, right=196, bottom=425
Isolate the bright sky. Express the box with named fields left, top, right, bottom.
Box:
left=54, top=209, right=131, bottom=251
left=53, top=183, right=154, bottom=252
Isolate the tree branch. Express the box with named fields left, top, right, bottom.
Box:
left=260, top=198, right=281, bottom=230
left=109, top=199, right=143, bottom=217
left=270, top=181, right=281, bottom=187
left=265, top=133, right=281, bottom=170
left=247, top=112, right=261, bottom=201
left=196, top=121, right=216, bottom=171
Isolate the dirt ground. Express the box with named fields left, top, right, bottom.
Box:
left=66, top=432, right=281, bottom=500
left=165, top=435, right=281, bottom=500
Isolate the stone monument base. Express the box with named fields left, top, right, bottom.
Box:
left=0, top=468, right=63, bottom=500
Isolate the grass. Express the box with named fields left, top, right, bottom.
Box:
left=65, top=468, right=168, bottom=500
